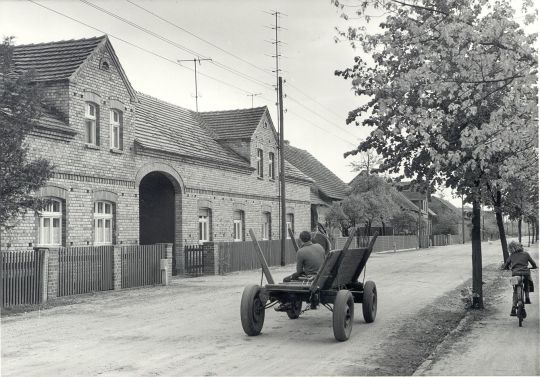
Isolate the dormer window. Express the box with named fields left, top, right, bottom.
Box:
left=85, top=102, right=99, bottom=146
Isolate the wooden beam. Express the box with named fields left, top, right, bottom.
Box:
left=249, top=229, right=275, bottom=284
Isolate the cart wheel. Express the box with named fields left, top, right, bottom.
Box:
left=241, top=285, right=266, bottom=336
left=286, top=300, right=303, bottom=319
left=333, top=290, right=354, bottom=341
left=362, top=281, right=377, bottom=323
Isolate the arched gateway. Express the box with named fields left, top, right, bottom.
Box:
left=136, top=163, right=183, bottom=275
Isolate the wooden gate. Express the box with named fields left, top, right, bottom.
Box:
left=58, top=246, right=114, bottom=297
left=121, top=244, right=164, bottom=288
left=1, top=249, right=45, bottom=307
left=184, top=245, right=204, bottom=276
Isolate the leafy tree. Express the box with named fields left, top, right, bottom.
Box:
left=325, top=202, right=350, bottom=236
left=0, top=37, right=53, bottom=229
left=390, top=210, right=419, bottom=235
left=346, top=174, right=401, bottom=234
left=335, top=0, right=537, bottom=308
left=348, top=146, right=383, bottom=175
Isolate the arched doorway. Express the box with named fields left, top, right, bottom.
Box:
left=139, top=171, right=179, bottom=274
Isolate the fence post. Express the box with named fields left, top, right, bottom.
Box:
left=46, top=248, right=58, bottom=300
left=113, top=246, right=122, bottom=290
left=202, top=242, right=217, bottom=275
left=160, top=243, right=173, bottom=285
left=39, top=248, right=49, bottom=303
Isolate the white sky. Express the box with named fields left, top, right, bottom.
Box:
left=1, top=0, right=466, bottom=206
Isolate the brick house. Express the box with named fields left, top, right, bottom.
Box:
left=2, top=36, right=312, bottom=274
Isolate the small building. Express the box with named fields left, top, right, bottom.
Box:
left=2, top=36, right=313, bottom=274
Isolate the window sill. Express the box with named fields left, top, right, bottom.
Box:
left=269, top=178, right=275, bottom=182
left=110, top=148, right=123, bottom=154
left=257, top=176, right=264, bottom=180
left=85, top=143, right=99, bottom=150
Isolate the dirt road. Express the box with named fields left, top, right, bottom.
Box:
left=0, top=241, right=515, bottom=376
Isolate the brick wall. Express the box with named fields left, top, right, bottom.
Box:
left=2, top=40, right=312, bottom=275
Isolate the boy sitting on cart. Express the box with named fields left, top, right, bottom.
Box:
left=283, top=230, right=325, bottom=282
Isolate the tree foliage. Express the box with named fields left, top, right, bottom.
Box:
left=334, top=0, right=537, bottom=308
left=335, top=0, right=538, bottom=201
left=0, top=37, right=53, bottom=228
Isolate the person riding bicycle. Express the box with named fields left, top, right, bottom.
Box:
left=502, top=241, right=537, bottom=316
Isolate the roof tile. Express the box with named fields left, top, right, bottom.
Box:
left=12, top=36, right=105, bottom=81
left=198, top=107, right=268, bottom=140
left=284, top=144, right=348, bottom=200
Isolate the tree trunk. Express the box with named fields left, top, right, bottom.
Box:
left=536, top=220, right=539, bottom=243
left=527, top=222, right=530, bottom=247
left=382, top=221, right=386, bottom=236
left=518, top=217, right=522, bottom=243
left=471, top=199, right=483, bottom=309
left=494, top=191, right=509, bottom=261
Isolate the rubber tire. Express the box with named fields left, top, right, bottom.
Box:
left=333, top=290, right=354, bottom=341
left=286, top=300, right=302, bottom=319
left=517, top=301, right=524, bottom=327
left=362, top=281, right=377, bottom=323
left=240, top=285, right=266, bottom=336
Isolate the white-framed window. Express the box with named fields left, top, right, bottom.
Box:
left=199, top=208, right=211, bottom=243
left=261, top=212, right=271, bottom=240
left=38, top=199, right=62, bottom=246
left=94, top=201, right=113, bottom=244
left=110, top=109, right=122, bottom=150
left=286, top=213, right=294, bottom=239
left=257, top=148, right=263, bottom=178
left=85, top=102, right=98, bottom=145
left=233, top=210, right=244, bottom=241
left=268, top=152, right=275, bottom=180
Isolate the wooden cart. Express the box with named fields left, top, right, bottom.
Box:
left=240, top=229, right=378, bottom=341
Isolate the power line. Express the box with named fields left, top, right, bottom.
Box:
left=286, top=80, right=346, bottom=122
left=79, top=0, right=273, bottom=90
left=125, top=0, right=275, bottom=79
left=27, top=0, right=359, bottom=147
left=87, top=0, right=355, bottom=140
left=28, top=0, right=256, bottom=95
left=287, top=94, right=353, bottom=135
left=287, top=110, right=358, bottom=148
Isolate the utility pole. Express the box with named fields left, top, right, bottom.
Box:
left=269, top=10, right=287, bottom=263
left=246, top=93, right=262, bottom=108
left=279, top=77, right=286, bottom=266
left=178, top=57, right=212, bottom=112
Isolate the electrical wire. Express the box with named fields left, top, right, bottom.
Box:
left=27, top=0, right=361, bottom=147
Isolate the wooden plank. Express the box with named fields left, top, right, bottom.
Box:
left=248, top=229, right=274, bottom=284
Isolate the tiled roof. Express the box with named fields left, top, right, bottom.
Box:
left=284, top=160, right=313, bottom=183
left=310, top=190, right=330, bottom=206
left=400, top=190, right=427, bottom=201
left=284, top=144, right=348, bottom=200
left=134, top=93, right=251, bottom=168
left=12, top=36, right=106, bottom=82
left=392, top=190, right=420, bottom=212
left=198, top=107, right=268, bottom=140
